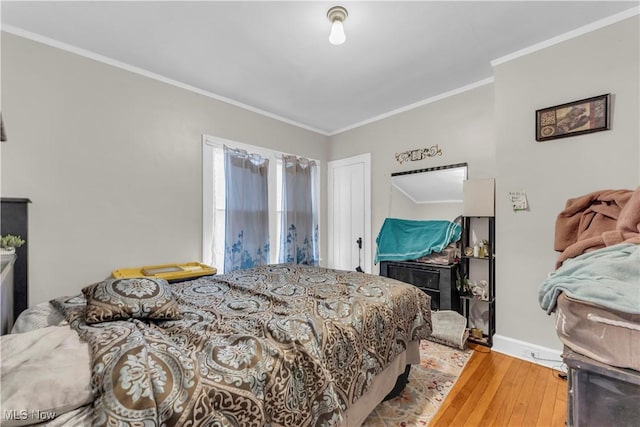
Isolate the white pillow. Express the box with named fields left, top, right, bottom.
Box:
left=11, top=302, right=67, bottom=334
left=1, top=326, right=93, bottom=426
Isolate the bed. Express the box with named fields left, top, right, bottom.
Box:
left=539, top=188, right=640, bottom=426
left=1, top=264, right=432, bottom=427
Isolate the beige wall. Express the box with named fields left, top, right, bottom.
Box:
left=330, top=16, right=639, bottom=351
left=0, top=33, right=329, bottom=304
left=494, top=16, right=639, bottom=349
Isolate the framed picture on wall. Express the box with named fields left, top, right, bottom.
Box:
left=535, top=93, right=610, bottom=141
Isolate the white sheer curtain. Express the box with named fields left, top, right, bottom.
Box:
left=279, top=155, right=319, bottom=265
left=224, top=146, right=270, bottom=272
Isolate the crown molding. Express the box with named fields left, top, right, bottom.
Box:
left=1, top=25, right=329, bottom=136
left=491, top=6, right=639, bottom=68
left=328, top=77, right=495, bottom=136
left=3, top=5, right=638, bottom=137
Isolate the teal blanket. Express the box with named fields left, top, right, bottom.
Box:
left=375, top=218, right=461, bottom=263
left=539, top=243, right=640, bottom=314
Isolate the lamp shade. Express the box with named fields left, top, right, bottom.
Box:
left=463, top=178, right=495, bottom=216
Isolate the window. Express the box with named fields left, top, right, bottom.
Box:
left=202, top=135, right=319, bottom=271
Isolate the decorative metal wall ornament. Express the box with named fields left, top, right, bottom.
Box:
left=395, top=144, right=442, bottom=164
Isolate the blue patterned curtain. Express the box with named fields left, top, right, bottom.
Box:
left=224, top=146, right=270, bottom=273
left=279, top=155, right=319, bottom=265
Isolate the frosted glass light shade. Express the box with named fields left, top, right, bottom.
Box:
left=329, top=20, right=346, bottom=45
left=463, top=178, right=495, bottom=216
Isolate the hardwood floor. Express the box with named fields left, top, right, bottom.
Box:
left=430, top=345, right=567, bottom=427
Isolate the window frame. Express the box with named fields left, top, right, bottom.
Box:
left=201, top=134, right=320, bottom=270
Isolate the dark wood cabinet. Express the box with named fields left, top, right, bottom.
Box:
left=1, top=198, right=30, bottom=322
left=380, top=261, right=460, bottom=312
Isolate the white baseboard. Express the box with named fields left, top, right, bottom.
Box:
left=492, top=334, right=564, bottom=369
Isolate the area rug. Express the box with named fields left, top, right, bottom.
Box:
left=362, top=340, right=473, bottom=426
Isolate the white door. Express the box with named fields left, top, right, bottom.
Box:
left=328, top=153, right=371, bottom=273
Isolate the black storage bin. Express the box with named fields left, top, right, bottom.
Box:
left=564, top=347, right=640, bottom=427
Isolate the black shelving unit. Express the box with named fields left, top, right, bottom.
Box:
left=460, top=215, right=495, bottom=347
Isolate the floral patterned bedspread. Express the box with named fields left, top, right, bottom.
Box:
left=51, top=264, right=432, bottom=426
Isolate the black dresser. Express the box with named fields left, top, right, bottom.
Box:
left=380, top=261, right=460, bottom=312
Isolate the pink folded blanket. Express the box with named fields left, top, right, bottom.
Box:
left=554, top=187, right=640, bottom=268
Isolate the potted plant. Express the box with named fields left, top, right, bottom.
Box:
left=455, top=269, right=471, bottom=295
left=1, top=234, right=25, bottom=255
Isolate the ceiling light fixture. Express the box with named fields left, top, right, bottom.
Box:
left=327, top=6, right=348, bottom=46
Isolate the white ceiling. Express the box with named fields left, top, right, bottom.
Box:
left=1, top=1, right=637, bottom=135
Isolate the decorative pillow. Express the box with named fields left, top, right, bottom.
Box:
left=82, top=277, right=181, bottom=324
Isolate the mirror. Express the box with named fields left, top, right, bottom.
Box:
left=391, top=163, right=468, bottom=203
left=389, top=163, right=468, bottom=220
